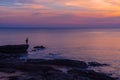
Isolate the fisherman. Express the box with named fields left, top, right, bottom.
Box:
left=26, top=37, right=28, bottom=44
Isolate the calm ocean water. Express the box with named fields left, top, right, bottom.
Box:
left=0, top=28, right=120, bottom=79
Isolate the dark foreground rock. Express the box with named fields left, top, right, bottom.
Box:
left=0, top=57, right=116, bottom=80
left=68, top=69, right=116, bottom=80
left=7, top=68, right=116, bottom=80
left=0, top=44, right=29, bottom=53
left=9, top=76, right=18, bottom=80
left=0, top=68, right=16, bottom=73
left=18, top=64, right=58, bottom=72
left=26, top=59, right=88, bottom=68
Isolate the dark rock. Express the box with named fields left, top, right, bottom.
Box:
left=18, top=64, right=57, bottom=72
left=0, top=44, right=29, bottom=53
left=0, top=58, right=24, bottom=69
left=0, top=53, right=26, bottom=60
left=9, top=76, right=34, bottom=80
left=25, top=72, right=45, bottom=80
left=26, top=59, right=88, bottom=68
left=0, top=68, right=16, bottom=73
left=0, top=56, right=116, bottom=80
left=68, top=69, right=116, bottom=80
left=45, top=69, right=72, bottom=80
left=2, top=58, right=115, bottom=80
left=34, top=46, right=46, bottom=49
left=88, top=62, right=109, bottom=67
left=0, top=53, right=10, bottom=59
left=25, top=77, right=36, bottom=80
left=9, top=76, right=19, bottom=80
left=26, top=59, right=45, bottom=62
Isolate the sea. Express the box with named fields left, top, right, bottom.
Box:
left=0, top=28, right=120, bottom=79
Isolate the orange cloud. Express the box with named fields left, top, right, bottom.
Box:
left=1, top=0, right=120, bottom=17
left=15, top=3, right=48, bottom=9
left=0, top=0, right=120, bottom=27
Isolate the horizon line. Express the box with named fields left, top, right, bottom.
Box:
left=0, top=27, right=120, bottom=29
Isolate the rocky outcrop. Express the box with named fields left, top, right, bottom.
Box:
left=26, top=59, right=88, bottom=68
left=0, top=56, right=116, bottom=80
left=88, top=62, right=109, bottom=67
left=32, top=45, right=46, bottom=51
left=68, top=69, right=116, bottom=80
left=0, top=44, right=29, bottom=53
left=0, top=68, right=16, bottom=73
left=7, top=67, right=116, bottom=80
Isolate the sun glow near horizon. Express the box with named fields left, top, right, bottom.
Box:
left=0, top=0, right=120, bottom=28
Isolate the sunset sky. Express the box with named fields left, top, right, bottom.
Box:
left=0, top=0, right=120, bottom=28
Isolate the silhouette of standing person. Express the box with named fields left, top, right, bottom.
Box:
left=26, top=38, right=28, bottom=44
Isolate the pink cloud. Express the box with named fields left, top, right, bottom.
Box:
left=0, top=0, right=120, bottom=27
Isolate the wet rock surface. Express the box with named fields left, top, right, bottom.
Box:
left=26, top=59, right=88, bottom=68
left=7, top=67, right=116, bottom=80
left=68, top=69, right=116, bottom=80
left=0, top=68, right=16, bottom=73
left=88, top=62, right=109, bottom=67
left=32, top=46, right=46, bottom=51
left=34, top=45, right=46, bottom=49
left=0, top=53, right=117, bottom=80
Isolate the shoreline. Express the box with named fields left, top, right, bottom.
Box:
left=0, top=53, right=117, bottom=80
left=0, top=44, right=118, bottom=80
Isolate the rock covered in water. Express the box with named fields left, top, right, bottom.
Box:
left=0, top=58, right=116, bottom=80
left=68, top=69, right=116, bottom=80
left=7, top=68, right=116, bottom=80
left=9, top=76, right=19, bottom=80
left=45, top=69, right=71, bottom=80
left=32, top=45, right=46, bottom=51
left=8, top=67, right=70, bottom=80
left=34, top=46, right=46, bottom=49
left=0, top=53, right=116, bottom=80
left=0, top=68, right=16, bottom=73
left=26, top=59, right=88, bottom=68
left=18, top=64, right=58, bottom=72
left=88, top=62, right=109, bottom=67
